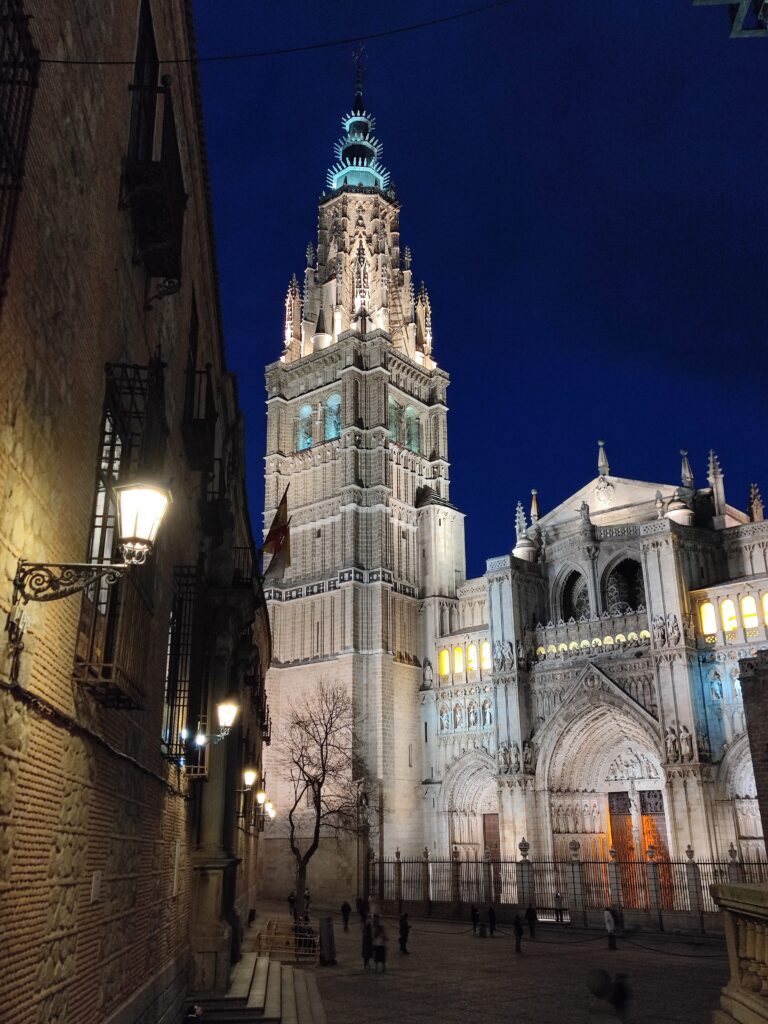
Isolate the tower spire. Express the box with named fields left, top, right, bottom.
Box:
left=353, top=44, right=366, bottom=113
left=327, top=64, right=390, bottom=193
left=749, top=483, right=764, bottom=523
left=597, top=440, right=610, bottom=477
left=680, top=449, right=694, bottom=488
left=708, top=449, right=726, bottom=519
left=530, top=488, right=540, bottom=524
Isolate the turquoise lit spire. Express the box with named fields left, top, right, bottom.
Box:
left=326, top=63, right=390, bottom=192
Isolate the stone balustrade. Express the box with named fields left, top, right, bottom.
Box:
left=711, top=883, right=768, bottom=1023
left=530, top=609, right=651, bottom=661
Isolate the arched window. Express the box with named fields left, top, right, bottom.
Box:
left=763, top=593, right=768, bottom=627
left=324, top=393, right=341, bottom=440
left=603, top=558, right=645, bottom=614
left=388, top=396, right=399, bottom=442
left=721, top=599, right=738, bottom=633
left=480, top=641, right=492, bottom=671
left=405, top=407, right=420, bottom=453
left=700, top=602, right=717, bottom=635
left=438, top=649, right=450, bottom=676
left=297, top=404, right=313, bottom=451
left=467, top=644, right=478, bottom=672
left=561, top=570, right=590, bottom=620
left=742, top=595, right=759, bottom=629
left=453, top=646, right=464, bottom=674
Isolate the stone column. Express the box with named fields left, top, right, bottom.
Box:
left=451, top=845, right=461, bottom=908
left=727, top=843, right=745, bottom=884
left=516, top=838, right=534, bottom=907
left=394, top=848, right=403, bottom=906
left=684, top=845, right=704, bottom=931
left=645, top=845, right=663, bottom=929
left=607, top=847, right=624, bottom=908
left=566, top=840, right=585, bottom=927
left=739, top=651, right=768, bottom=840
left=483, top=849, right=493, bottom=905
left=421, top=847, right=431, bottom=913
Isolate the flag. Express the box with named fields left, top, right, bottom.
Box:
left=261, top=486, right=291, bottom=569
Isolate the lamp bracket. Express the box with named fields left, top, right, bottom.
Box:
left=13, top=560, right=129, bottom=604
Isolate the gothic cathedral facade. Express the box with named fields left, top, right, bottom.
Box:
left=260, top=86, right=766, bottom=894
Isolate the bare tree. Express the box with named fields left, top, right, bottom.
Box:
left=280, top=682, right=362, bottom=920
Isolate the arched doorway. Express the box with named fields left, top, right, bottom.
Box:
left=717, top=735, right=765, bottom=860
left=441, top=752, right=499, bottom=858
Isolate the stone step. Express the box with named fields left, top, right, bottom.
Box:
left=293, top=969, right=312, bottom=1024
left=263, top=958, right=283, bottom=1020
left=229, top=951, right=258, bottom=1002
left=246, top=955, right=270, bottom=1010
left=304, top=971, right=327, bottom=1024
left=281, top=965, right=298, bottom=1024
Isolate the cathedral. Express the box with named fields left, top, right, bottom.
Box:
left=259, top=82, right=767, bottom=895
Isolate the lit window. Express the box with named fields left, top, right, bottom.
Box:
left=297, top=404, right=312, bottom=451
left=700, top=602, right=717, bottom=635
left=480, top=641, right=492, bottom=671
left=405, top=407, right=420, bottom=453
left=324, top=393, right=341, bottom=440
left=467, top=644, right=478, bottom=672
left=438, top=650, right=450, bottom=676
left=742, top=596, right=759, bottom=629
left=453, top=646, right=464, bottom=674
left=721, top=599, right=737, bottom=633
left=764, top=593, right=768, bottom=627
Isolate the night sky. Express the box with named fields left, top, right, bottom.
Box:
left=193, top=0, right=768, bottom=579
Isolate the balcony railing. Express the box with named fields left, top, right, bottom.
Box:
left=529, top=609, right=651, bottom=662
left=123, top=85, right=186, bottom=281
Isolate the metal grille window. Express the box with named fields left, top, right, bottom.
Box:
left=162, top=566, right=199, bottom=762
left=127, top=0, right=158, bottom=163
left=0, top=1, right=39, bottom=297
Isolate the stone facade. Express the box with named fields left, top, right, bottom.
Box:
left=0, top=3, right=270, bottom=1022
left=260, top=85, right=766, bottom=896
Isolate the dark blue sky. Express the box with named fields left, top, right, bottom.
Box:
left=193, top=0, right=768, bottom=578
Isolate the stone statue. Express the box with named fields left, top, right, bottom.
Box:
left=422, top=659, right=433, bottom=689
left=454, top=704, right=463, bottom=729
left=502, top=641, right=514, bottom=669
left=579, top=501, right=591, bottom=523
left=517, top=640, right=525, bottom=664
left=499, top=743, right=510, bottom=773
left=482, top=701, right=492, bottom=727
left=511, top=742, right=521, bottom=773
left=665, top=727, right=680, bottom=763
left=493, top=640, right=504, bottom=671
left=468, top=704, right=477, bottom=727
left=697, top=730, right=711, bottom=760
left=439, top=707, right=450, bottom=732
left=523, top=740, right=533, bottom=773
left=652, top=615, right=667, bottom=647
left=666, top=613, right=681, bottom=646
left=680, top=725, right=694, bottom=762
left=710, top=672, right=723, bottom=701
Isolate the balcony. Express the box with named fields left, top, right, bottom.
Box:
left=182, top=364, right=217, bottom=470
left=123, top=86, right=186, bottom=281
left=530, top=609, right=651, bottom=663
left=711, top=883, right=768, bottom=1022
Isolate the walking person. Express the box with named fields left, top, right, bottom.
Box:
left=398, top=912, right=410, bottom=954
left=361, top=915, right=373, bottom=970
left=604, top=906, right=617, bottom=950
left=372, top=916, right=388, bottom=972
left=182, top=1005, right=203, bottom=1023
left=512, top=914, right=524, bottom=954
left=525, top=903, right=537, bottom=940
left=470, top=904, right=479, bottom=933
left=341, top=900, right=351, bottom=931
left=288, top=891, right=296, bottom=919
left=554, top=890, right=564, bottom=924
left=487, top=905, right=496, bottom=937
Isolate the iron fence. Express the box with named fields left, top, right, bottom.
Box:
left=368, top=854, right=765, bottom=920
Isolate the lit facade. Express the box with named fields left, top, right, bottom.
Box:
left=260, top=86, right=766, bottom=895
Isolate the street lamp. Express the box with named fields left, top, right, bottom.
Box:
left=13, top=480, right=172, bottom=603
left=243, top=768, right=258, bottom=788
left=255, top=786, right=267, bottom=806
left=216, top=699, right=239, bottom=736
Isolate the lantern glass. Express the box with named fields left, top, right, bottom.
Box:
left=256, top=788, right=267, bottom=805
left=268, top=807, right=276, bottom=819
left=115, top=482, right=172, bottom=564
left=243, top=768, right=257, bottom=788
left=265, top=801, right=274, bottom=814
left=217, top=701, right=239, bottom=731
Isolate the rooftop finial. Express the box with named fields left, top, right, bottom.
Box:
left=680, top=449, right=694, bottom=489
left=515, top=501, right=527, bottom=542
left=597, top=440, right=610, bottom=477
left=749, top=483, right=764, bottom=523
left=530, top=488, right=540, bottom=524
left=353, top=43, right=366, bottom=113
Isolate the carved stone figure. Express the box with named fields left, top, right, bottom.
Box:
left=482, top=701, right=492, bottom=727
left=498, top=743, right=509, bottom=773
left=680, top=725, right=694, bottom=762
left=523, top=740, right=533, bottom=773
left=422, top=659, right=433, bottom=688
left=502, top=641, right=514, bottom=669
left=493, top=640, right=504, bottom=671
left=652, top=616, right=667, bottom=647
left=697, top=729, right=711, bottom=760
left=511, top=742, right=521, bottom=773
left=454, top=704, right=463, bottom=729
left=439, top=707, right=450, bottom=732
left=666, top=613, right=681, bottom=646
left=468, top=703, right=477, bottom=727
left=710, top=672, right=723, bottom=701
left=665, top=727, right=680, bottom=763
left=579, top=501, right=591, bottom=523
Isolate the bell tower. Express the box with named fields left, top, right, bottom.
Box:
left=261, top=79, right=466, bottom=891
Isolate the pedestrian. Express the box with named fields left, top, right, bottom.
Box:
left=554, top=890, right=564, bottom=924
left=361, top=915, right=373, bottom=970
left=524, top=903, right=537, bottom=939
left=341, top=900, right=351, bottom=931
left=398, top=912, right=410, bottom=954
left=604, top=906, right=617, bottom=950
left=182, top=1004, right=203, bottom=1022
left=512, top=914, right=524, bottom=954
left=487, top=905, right=496, bottom=937
left=610, top=972, right=633, bottom=1021
left=288, top=891, right=296, bottom=919
left=470, top=904, right=479, bottom=933
left=372, top=916, right=388, bottom=972
left=304, top=887, right=311, bottom=912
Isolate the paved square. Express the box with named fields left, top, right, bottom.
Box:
left=312, top=911, right=727, bottom=1024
